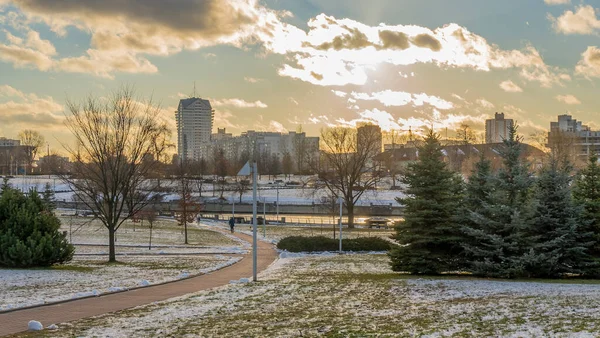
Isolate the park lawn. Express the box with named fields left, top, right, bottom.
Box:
left=21, top=253, right=600, bottom=337
left=233, top=222, right=396, bottom=242
left=58, top=217, right=239, bottom=247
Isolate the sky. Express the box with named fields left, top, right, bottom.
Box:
left=1, top=0, right=600, bottom=152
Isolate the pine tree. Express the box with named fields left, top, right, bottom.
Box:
left=42, top=182, right=56, bottom=210
left=389, top=130, right=465, bottom=274
left=528, top=155, right=594, bottom=277
left=462, top=124, right=536, bottom=278
left=0, top=186, right=74, bottom=267
left=573, top=155, right=600, bottom=258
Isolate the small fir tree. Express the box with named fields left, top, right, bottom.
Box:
left=461, top=124, right=536, bottom=278
left=389, top=130, right=465, bottom=274
left=528, top=155, right=594, bottom=277
left=0, top=186, right=74, bottom=267
left=42, top=182, right=56, bottom=210
left=573, top=155, right=600, bottom=258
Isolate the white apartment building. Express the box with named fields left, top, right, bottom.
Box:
left=485, top=113, right=514, bottom=143
left=200, top=129, right=320, bottom=172
left=175, top=98, right=214, bottom=162
left=0, top=137, right=20, bottom=147
left=548, top=114, right=600, bottom=158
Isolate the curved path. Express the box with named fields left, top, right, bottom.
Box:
left=0, top=229, right=277, bottom=336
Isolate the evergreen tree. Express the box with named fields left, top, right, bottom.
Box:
left=462, top=124, right=536, bottom=278
left=528, top=155, right=594, bottom=277
left=389, top=130, right=465, bottom=274
left=573, top=155, right=600, bottom=258
left=42, top=182, right=56, bottom=210
left=0, top=186, right=74, bottom=267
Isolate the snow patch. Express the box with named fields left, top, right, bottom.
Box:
left=28, top=320, right=43, bottom=331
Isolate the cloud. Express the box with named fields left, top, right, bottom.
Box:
left=1, top=0, right=288, bottom=76
left=350, top=90, right=453, bottom=110
left=337, top=108, right=483, bottom=133
left=0, top=85, right=64, bottom=129
left=575, top=46, right=600, bottom=78
left=499, top=80, right=523, bottom=92
left=331, top=90, right=347, bottom=98
left=556, top=94, right=581, bottom=105
left=544, top=0, right=570, bottom=5
left=268, top=14, right=568, bottom=87
left=550, top=5, right=600, bottom=35
left=268, top=120, right=288, bottom=133
left=244, top=76, right=263, bottom=83
left=211, top=98, right=268, bottom=108
left=0, top=29, right=55, bottom=70
left=477, top=98, right=495, bottom=109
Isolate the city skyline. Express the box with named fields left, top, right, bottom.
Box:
left=2, top=1, right=600, bottom=151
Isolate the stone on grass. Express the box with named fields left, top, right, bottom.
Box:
left=47, top=324, right=58, bottom=330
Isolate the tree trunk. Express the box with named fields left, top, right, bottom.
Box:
left=149, top=224, right=153, bottom=250
left=347, top=203, right=355, bottom=229
left=108, top=226, right=116, bottom=262
left=184, top=221, right=188, bottom=244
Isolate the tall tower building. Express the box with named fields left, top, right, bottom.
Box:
left=357, top=124, right=382, bottom=155
left=175, top=97, right=214, bottom=162
left=485, top=112, right=513, bottom=143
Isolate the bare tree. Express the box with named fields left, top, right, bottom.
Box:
left=456, top=123, right=477, bottom=145
left=213, top=147, right=229, bottom=199
left=233, top=178, right=251, bottom=203
left=175, top=162, right=201, bottom=244
left=282, top=152, right=293, bottom=179
left=318, top=126, right=384, bottom=228
left=18, top=129, right=44, bottom=174
left=60, top=87, right=171, bottom=262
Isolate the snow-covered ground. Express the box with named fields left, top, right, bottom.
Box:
left=0, top=217, right=247, bottom=312
left=202, top=219, right=395, bottom=244
left=0, top=255, right=240, bottom=311
left=41, top=253, right=600, bottom=337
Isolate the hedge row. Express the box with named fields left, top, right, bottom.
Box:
left=277, top=236, right=393, bottom=252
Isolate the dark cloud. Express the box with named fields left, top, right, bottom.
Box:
left=378, top=30, right=409, bottom=50
left=315, top=28, right=372, bottom=50
left=412, top=33, right=442, bottom=51
left=13, top=0, right=257, bottom=39
left=310, top=71, right=323, bottom=80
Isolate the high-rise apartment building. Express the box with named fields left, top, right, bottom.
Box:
left=485, top=113, right=514, bottom=143
left=357, top=124, right=382, bottom=155
left=175, top=97, right=214, bottom=162
left=548, top=114, right=600, bottom=159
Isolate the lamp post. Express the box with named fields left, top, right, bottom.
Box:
left=338, top=197, right=343, bottom=253
left=263, top=197, right=266, bottom=238
left=276, top=182, right=280, bottom=223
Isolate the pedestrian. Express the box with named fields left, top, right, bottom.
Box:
left=229, top=217, right=235, bottom=233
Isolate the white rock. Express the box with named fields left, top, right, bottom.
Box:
left=47, top=324, right=58, bottom=330
left=239, top=278, right=250, bottom=284
left=140, top=280, right=150, bottom=286
left=28, top=320, right=43, bottom=331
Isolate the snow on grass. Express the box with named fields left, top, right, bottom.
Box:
left=0, top=255, right=241, bottom=311
left=59, top=217, right=239, bottom=247
left=32, top=254, right=600, bottom=337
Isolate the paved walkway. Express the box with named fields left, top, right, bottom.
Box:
left=0, top=229, right=277, bottom=336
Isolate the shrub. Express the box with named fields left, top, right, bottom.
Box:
left=277, top=236, right=393, bottom=253
left=0, top=185, right=74, bottom=268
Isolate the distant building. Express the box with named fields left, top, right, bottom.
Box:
left=175, top=97, right=214, bottom=162
left=200, top=129, right=320, bottom=173
left=357, top=124, right=382, bottom=154
left=0, top=137, right=19, bottom=147
left=485, top=113, right=513, bottom=143
left=547, top=114, right=600, bottom=159
left=375, top=142, right=545, bottom=176
left=38, top=154, right=71, bottom=175
left=0, top=137, right=32, bottom=175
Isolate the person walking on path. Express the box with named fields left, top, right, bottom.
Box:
left=229, top=217, right=235, bottom=233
